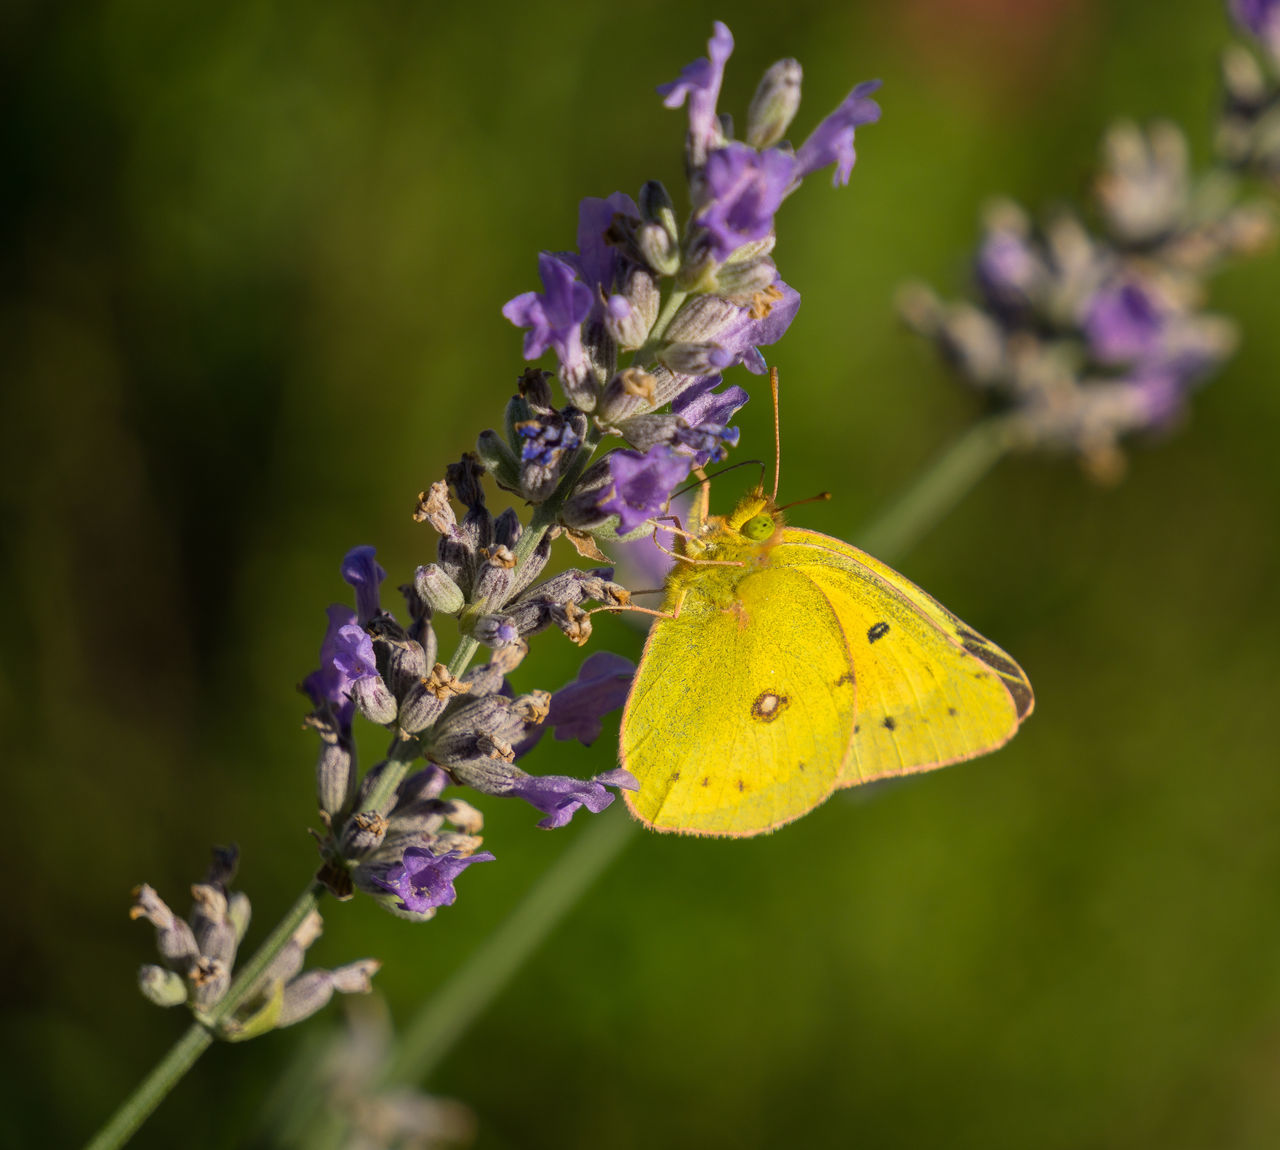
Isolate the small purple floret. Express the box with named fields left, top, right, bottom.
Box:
left=658, top=21, right=735, bottom=159
left=545, top=651, right=636, bottom=746
left=794, top=80, right=883, bottom=187
left=372, top=848, right=495, bottom=914
left=304, top=604, right=380, bottom=733
left=508, top=768, right=638, bottom=829
left=598, top=445, right=692, bottom=533
left=340, top=545, right=386, bottom=626
left=503, top=252, right=593, bottom=378
left=572, top=192, right=640, bottom=310
left=695, top=143, right=797, bottom=261
left=1085, top=281, right=1166, bottom=364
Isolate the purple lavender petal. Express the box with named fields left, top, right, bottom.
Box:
left=721, top=281, right=801, bottom=375
left=597, top=445, right=692, bottom=533
left=304, top=604, right=379, bottom=733
left=507, top=769, right=637, bottom=829
left=544, top=651, right=636, bottom=746
left=793, top=79, right=883, bottom=187
left=372, top=848, right=495, bottom=914
left=674, top=382, right=749, bottom=428
left=975, top=230, right=1040, bottom=313
left=503, top=252, right=594, bottom=379
left=1231, top=0, right=1280, bottom=54
left=657, top=21, right=735, bottom=159
left=1084, top=281, right=1166, bottom=364
left=695, top=143, right=797, bottom=262
left=340, top=546, right=386, bottom=626
left=573, top=192, right=640, bottom=298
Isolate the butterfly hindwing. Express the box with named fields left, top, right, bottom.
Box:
left=621, top=564, right=855, bottom=836
left=771, top=528, right=1034, bottom=785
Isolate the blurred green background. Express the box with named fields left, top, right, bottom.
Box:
left=5, top=0, right=1280, bottom=1147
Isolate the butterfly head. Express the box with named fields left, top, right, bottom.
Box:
left=724, top=490, right=784, bottom=544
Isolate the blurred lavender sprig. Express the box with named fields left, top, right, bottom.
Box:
left=899, top=6, right=1278, bottom=483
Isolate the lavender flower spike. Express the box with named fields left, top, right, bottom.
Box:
left=372, top=848, right=495, bottom=915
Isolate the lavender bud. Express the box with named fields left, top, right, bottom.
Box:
left=275, top=961, right=381, bottom=1029
left=130, top=885, right=199, bottom=969
left=472, top=544, right=518, bottom=606
left=398, top=664, right=470, bottom=736
left=664, top=292, right=741, bottom=345
left=356, top=760, right=393, bottom=809
left=560, top=458, right=613, bottom=531
left=598, top=367, right=658, bottom=424
left=396, top=765, right=449, bottom=804
left=551, top=601, right=593, bottom=645
left=138, top=964, right=189, bottom=1008
left=713, top=254, right=782, bottom=302
left=517, top=366, right=555, bottom=408
left=259, top=909, right=324, bottom=989
left=412, top=482, right=456, bottom=535
left=310, top=713, right=357, bottom=822
left=435, top=798, right=485, bottom=835
left=384, top=798, right=447, bottom=839
left=414, top=564, right=465, bottom=618
left=746, top=58, right=802, bottom=148
left=469, top=613, right=520, bottom=648
left=341, top=811, right=389, bottom=858
left=475, top=429, right=521, bottom=493
left=352, top=675, right=399, bottom=726
left=605, top=269, right=660, bottom=350
left=461, top=639, right=528, bottom=698
left=504, top=532, right=553, bottom=602
left=639, top=179, right=678, bottom=241
left=187, top=956, right=230, bottom=1010
left=190, top=884, right=239, bottom=969
left=446, top=455, right=487, bottom=512
left=226, top=892, right=251, bottom=946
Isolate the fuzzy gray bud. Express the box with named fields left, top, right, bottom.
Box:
left=746, top=58, right=802, bottom=149
left=414, top=564, right=465, bottom=617
left=138, top=964, right=189, bottom=1008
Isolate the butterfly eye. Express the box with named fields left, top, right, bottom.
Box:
left=742, top=514, right=775, bottom=541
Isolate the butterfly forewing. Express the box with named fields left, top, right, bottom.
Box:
left=622, top=564, right=855, bottom=836
left=772, top=529, right=1034, bottom=784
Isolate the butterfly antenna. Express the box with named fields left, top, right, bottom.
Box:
left=776, top=491, right=832, bottom=513
left=671, top=459, right=766, bottom=501
left=770, top=366, right=781, bottom=505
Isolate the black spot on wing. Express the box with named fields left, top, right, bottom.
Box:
left=835, top=671, right=855, bottom=688
left=736, top=779, right=746, bottom=792
left=867, top=621, right=890, bottom=643
left=882, top=716, right=896, bottom=731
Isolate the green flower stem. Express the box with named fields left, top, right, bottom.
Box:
left=378, top=414, right=1018, bottom=1091
left=854, top=415, right=1018, bottom=564
left=380, top=806, right=638, bottom=1087
left=84, top=1024, right=212, bottom=1150
left=86, top=881, right=323, bottom=1150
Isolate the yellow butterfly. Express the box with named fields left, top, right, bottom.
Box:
left=620, top=447, right=1033, bottom=838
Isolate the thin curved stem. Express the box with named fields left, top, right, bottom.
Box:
left=854, top=415, right=1017, bottom=564
left=84, top=1023, right=213, bottom=1150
